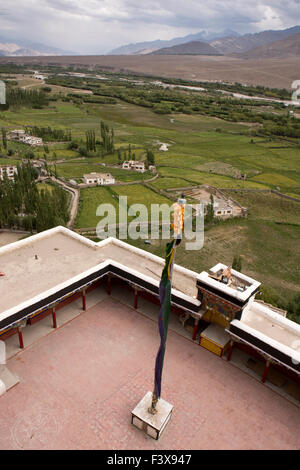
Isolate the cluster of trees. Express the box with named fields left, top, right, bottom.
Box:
left=146, top=149, right=155, bottom=166
left=0, top=65, right=31, bottom=75
left=259, top=120, right=300, bottom=138
left=6, top=88, right=49, bottom=108
left=85, top=130, right=96, bottom=152
left=0, top=163, right=69, bottom=232
left=79, top=122, right=115, bottom=156
left=205, top=195, right=214, bottom=224
left=47, top=75, right=300, bottom=138
left=1, top=128, right=7, bottom=149
left=100, top=121, right=114, bottom=153
left=162, top=77, right=291, bottom=100
left=117, top=147, right=136, bottom=162
left=64, top=93, right=117, bottom=105
left=25, top=126, right=72, bottom=141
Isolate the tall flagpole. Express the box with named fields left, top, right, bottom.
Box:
left=148, top=194, right=186, bottom=415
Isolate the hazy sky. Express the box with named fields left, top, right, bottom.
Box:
left=0, top=0, right=299, bottom=54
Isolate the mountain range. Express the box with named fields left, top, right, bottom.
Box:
left=108, top=29, right=240, bottom=55
left=0, top=37, right=75, bottom=57
left=150, top=41, right=222, bottom=56
left=0, top=25, right=299, bottom=59
left=239, top=33, right=300, bottom=59
left=109, top=25, right=300, bottom=57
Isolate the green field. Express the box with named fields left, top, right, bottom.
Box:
left=52, top=162, right=151, bottom=182
left=75, top=184, right=171, bottom=229
left=75, top=187, right=118, bottom=229
left=158, top=166, right=270, bottom=189
left=1, top=70, right=300, bottom=312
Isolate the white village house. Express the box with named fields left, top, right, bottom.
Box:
left=0, top=165, right=17, bottom=181
left=7, top=130, right=43, bottom=147
left=122, top=160, right=145, bottom=173
left=83, top=172, right=115, bottom=185
left=159, top=143, right=169, bottom=152
left=19, top=135, right=43, bottom=147
left=148, top=165, right=156, bottom=173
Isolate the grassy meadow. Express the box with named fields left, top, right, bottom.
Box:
left=0, top=72, right=299, bottom=309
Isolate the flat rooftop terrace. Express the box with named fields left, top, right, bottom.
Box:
left=242, top=303, right=300, bottom=351
left=0, top=227, right=198, bottom=315
left=0, top=295, right=299, bottom=450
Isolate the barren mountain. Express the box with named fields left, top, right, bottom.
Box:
left=0, top=37, right=75, bottom=56
left=108, top=29, right=239, bottom=55
left=210, top=25, right=300, bottom=55
left=150, top=41, right=222, bottom=55
left=239, top=33, right=300, bottom=59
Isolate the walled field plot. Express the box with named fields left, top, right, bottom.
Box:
left=53, top=162, right=150, bottom=182
left=250, top=173, right=299, bottom=188
left=75, top=187, right=118, bottom=229
left=222, top=191, right=300, bottom=225
left=150, top=176, right=193, bottom=191
left=158, top=166, right=270, bottom=189
left=113, top=184, right=172, bottom=215
left=75, top=184, right=171, bottom=229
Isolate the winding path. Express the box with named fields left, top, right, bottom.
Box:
left=40, top=176, right=80, bottom=229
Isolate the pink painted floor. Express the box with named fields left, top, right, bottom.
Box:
left=0, top=296, right=300, bottom=450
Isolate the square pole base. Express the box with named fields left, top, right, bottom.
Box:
left=131, top=391, right=173, bottom=440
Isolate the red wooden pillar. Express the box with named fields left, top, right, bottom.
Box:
left=134, top=288, right=138, bottom=309
left=261, top=359, right=270, bottom=383
left=18, top=328, right=24, bottom=349
left=107, top=275, right=111, bottom=296
left=192, top=318, right=199, bottom=341
left=52, top=307, right=57, bottom=329
left=82, top=290, right=86, bottom=311
left=227, top=340, right=234, bottom=362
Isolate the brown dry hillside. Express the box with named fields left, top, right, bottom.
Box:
left=240, top=33, right=300, bottom=59
left=210, top=25, right=300, bottom=55
left=0, top=55, right=300, bottom=89
left=150, top=41, right=222, bottom=55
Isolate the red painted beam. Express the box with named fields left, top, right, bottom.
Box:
left=192, top=320, right=199, bottom=341
left=261, top=360, right=270, bottom=383
left=82, top=292, right=86, bottom=311
left=227, top=341, right=234, bottom=362
left=134, top=290, right=138, bottom=309
left=18, top=329, right=24, bottom=349
left=52, top=308, right=57, bottom=329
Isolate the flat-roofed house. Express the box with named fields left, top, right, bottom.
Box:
left=148, top=165, right=156, bottom=173
left=122, top=161, right=131, bottom=170
left=122, top=160, right=145, bottom=173
left=0, top=165, right=17, bottom=181
left=7, top=130, right=43, bottom=146
left=131, top=161, right=145, bottom=173
left=214, top=203, right=233, bottom=218
left=19, top=135, right=43, bottom=146
left=83, top=172, right=115, bottom=185
left=8, top=130, right=25, bottom=140
left=29, top=136, right=43, bottom=147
